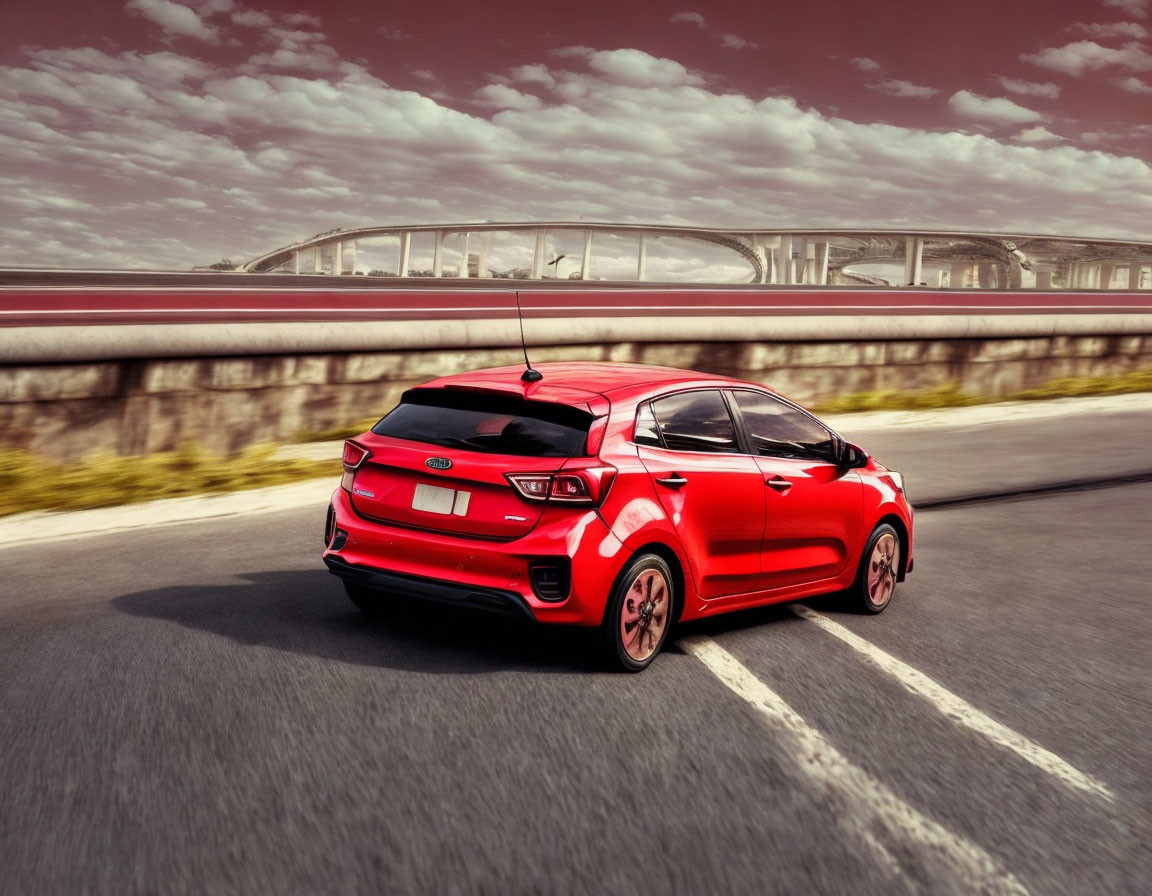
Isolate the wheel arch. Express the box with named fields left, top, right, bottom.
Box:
left=601, top=540, right=690, bottom=627
left=875, top=513, right=911, bottom=581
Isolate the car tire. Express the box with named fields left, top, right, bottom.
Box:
left=602, top=554, right=675, bottom=672
left=343, top=581, right=399, bottom=617
left=853, top=523, right=901, bottom=614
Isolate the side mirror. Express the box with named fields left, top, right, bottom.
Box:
left=837, top=440, right=868, bottom=468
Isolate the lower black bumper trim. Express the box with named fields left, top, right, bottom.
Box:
left=323, top=555, right=536, bottom=621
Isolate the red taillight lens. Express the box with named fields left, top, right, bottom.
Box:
left=552, top=474, right=591, bottom=500
left=342, top=440, right=370, bottom=469
left=341, top=441, right=371, bottom=493
left=506, top=465, right=616, bottom=506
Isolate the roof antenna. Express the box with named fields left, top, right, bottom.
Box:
left=514, top=290, right=543, bottom=383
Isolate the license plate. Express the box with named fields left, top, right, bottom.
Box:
left=412, top=483, right=471, bottom=517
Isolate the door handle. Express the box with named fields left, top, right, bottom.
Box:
left=655, top=474, right=688, bottom=489
left=766, top=476, right=793, bottom=493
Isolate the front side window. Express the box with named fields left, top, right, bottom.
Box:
left=648, top=391, right=739, bottom=453
left=732, top=390, right=836, bottom=461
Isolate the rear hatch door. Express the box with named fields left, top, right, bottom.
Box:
left=348, top=388, right=595, bottom=540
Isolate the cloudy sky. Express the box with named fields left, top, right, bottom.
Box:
left=1, top=0, right=1150, bottom=269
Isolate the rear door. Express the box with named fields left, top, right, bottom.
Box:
left=348, top=389, right=593, bottom=541
left=728, top=390, right=864, bottom=590
left=634, top=390, right=766, bottom=599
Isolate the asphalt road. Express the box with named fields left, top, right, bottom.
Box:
left=2, top=412, right=1151, bottom=895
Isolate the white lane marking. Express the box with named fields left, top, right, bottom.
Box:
left=680, top=636, right=1030, bottom=895
left=792, top=606, right=1112, bottom=800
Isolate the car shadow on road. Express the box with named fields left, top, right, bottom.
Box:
left=666, top=590, right=868, bottom=646
left=112, top=568, right=604, bottom=675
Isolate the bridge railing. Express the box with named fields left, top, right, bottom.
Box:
left=239, top=224, right=1152, bottom=291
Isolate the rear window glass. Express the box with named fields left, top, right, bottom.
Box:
left=372, top=389, right=594, bottom=457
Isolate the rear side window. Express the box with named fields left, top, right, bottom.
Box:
left=648, top=391, right=739, bottom=453
left=372, top=389, right=593, bottom=457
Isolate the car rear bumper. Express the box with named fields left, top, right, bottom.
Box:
left=324, top=555, right=536, bottom=621
left=323, top=487, right=625, bottom=625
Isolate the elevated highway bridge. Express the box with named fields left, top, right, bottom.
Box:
left=2, top=224, right=1151, bottom=335
left=1, top=224, right=1150, bottom=458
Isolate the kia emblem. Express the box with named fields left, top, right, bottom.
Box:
left=426, top=457, right=452, bottom=470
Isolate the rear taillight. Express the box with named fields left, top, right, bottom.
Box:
left=505, top=465, right=617, bottom=506
left=341, top=440, right=371, bottom=492
left=342, top=441, right=370, bottom=468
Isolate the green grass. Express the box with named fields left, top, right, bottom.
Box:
left=811, top=368, right=1152, bottom=415
left=0, top=443, right=338, bottom=518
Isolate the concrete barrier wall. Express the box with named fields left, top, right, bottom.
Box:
left=3, top=318, right=1151, bottom=459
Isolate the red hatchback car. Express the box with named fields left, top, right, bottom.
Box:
left=323, top=362, right=913, bottom=671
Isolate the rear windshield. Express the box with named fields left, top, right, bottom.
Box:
left=372, top=389, right=594, bottom=457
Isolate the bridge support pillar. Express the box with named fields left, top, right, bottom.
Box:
left=1130, top=264, right=1146, bottom=290
left=475, top=233, right=490, bottom=278
left=1100, top=263, right=1115, bottom=290
left=398, top=233, right=411, bottom=278
left=813, top=242, right=829, bottom=285
left=777, top=234, right=794, bottom=285
left=904, top=237, right=924, bottom=286
left=432, top=231, right=444, bottom=277
left=531, top=229, right=545, bottom=279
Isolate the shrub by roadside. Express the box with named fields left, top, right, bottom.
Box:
left=810, top=368, right=1152, bottom=415
left=0, top=444, right=338, bottom=518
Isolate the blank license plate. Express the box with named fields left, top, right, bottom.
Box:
left=412, top=483, right=471, bottom=517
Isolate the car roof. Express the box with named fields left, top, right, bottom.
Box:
left=413, top=362, right=756, bottom=413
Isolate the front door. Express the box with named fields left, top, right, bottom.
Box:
left=729, top=390, right=864, bottom=591
left=635, top=390, right=766, bottom=599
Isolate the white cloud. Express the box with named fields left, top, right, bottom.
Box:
left=232, top=9, right=273, bottom=27
left=948, top=90, right=1043, bottom=123
left=1102, top=0, right=1148, bottom=18
left=851, top=57, right=882, bottom=73
left=670, top=11, right=707, bottom=28
left=997, top=77, right=1062, bottom=98
left=869, top=79, right=939, bottom=98
left=126, top=0, right=219, bottom=43
left=473, top=84, right=542, bottom=111
left=1116, top=74, right=1152, bottom=91
left=1075, top=21, right=1148, bottom=38
left=1013, top=126, right=1064, bottom=143
left=671, top=13, right=755, bottom=50
left=720, top=34, right=758, bottom=50
left=2, top=41, right=1152, bottom=270
left=510, top=64, right=556, bottom=88
left=1022, top=40, right=1152, bottom=76
left=556, top=47, right=703, bottom=87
